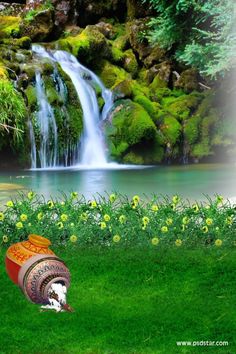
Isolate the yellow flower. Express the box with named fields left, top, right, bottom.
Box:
left=6, top=200, right=14, bottom=208
left=61, top=214, right=68, bottom=222
left=99, top=222, right=106, bottom=230
left=37, top=212, right=43, bottom=220
left=131, top=201, right=137, bottom=209
left=172, top=195, right=180, bottom=204
left=47, top=200, right=54, bottom=208
left=132, top=195, right=140, bottom=203
left=71, top=191, right=78, bottom=199
left=109, top=194, right=116, bottom=203
left=20, top=214, right=28, bottom=222
left=2, top=235, right=8, bottom=243
left=206, top=218, right=213, bottom=226
left=226, top=216, right=233, bottom=225
left=170, top=203, right=176, bottom=211
left=161, top=226, right=168, bottom=233
left=89, top=200, right=97, bottom=208
left=27, top=191, right=35, bottom=200
left=119, top=215, right=126, bottom=224
left=151, top=237, right=159, bottom=246
left=57, top=222, right=64, bottom=229
left=175, top=239, right=182, bottom=247
left=0, top=212, right=4, bottom=221
left=166, top=218, right=173, bottom=225
left=16, top=222, right=23, bottom=229
left=113, top=235, right=121, bottom=243
left=182, top=216, right=189, bottom=225
left=192, top=204, right=199, bottom=212
left=142, top=216, right=150, bottom=225
left=151, top=204, right=159, bottom=212
left=70, top=235, right=77, bottom=243
left=142, top=225, right=146, bottom=230
left=104, top=214, right=110, bottom=222
left=202, top=225, right=208, bottom=233
left=215, top=239, right=223, bottom=247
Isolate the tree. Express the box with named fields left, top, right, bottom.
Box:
left=142, top=0, right=236, bottom=78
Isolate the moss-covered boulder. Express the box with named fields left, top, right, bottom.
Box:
left=58, top=25, right=111, bottom=65
left=123, top=49, right=138, bottom=75
left=106, top=99, right=158, bottom=161
left=0, top=16, right=21, bottom=39
left=164, top=93, right=204, bottom=121
left=112, top=79, right=133, bottom=99
left=95, top=60, right=131, bottom=88
left=20, top=9, right=54, bottom=41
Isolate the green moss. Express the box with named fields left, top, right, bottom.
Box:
left=123, top=49, right=138, bottom=75
left=150, top=75, right=168, bottom=91
left=112, top=34, right=129, bottom=51
left=58, top=26, right=110, bottom=65
left=110, top=46, right=124, bottom=64
left=133, top=95, right=159, bottom=118
left=16, top=36, right=31, bottom=49
left=123, top=151, right=144, bottom=164
left=112, top=80, right=133, bottom=99
left=98, top=96, right=105, bottom=110
left=96, top=60, right=131, bottom=88
left=107, top=99, right=157, bottom=160
left=165, top=93, right=204, bottom=121
left=25, top=85, right=37, bottom=111
left=161, top=115, right=182, bottom=145
left=43, top=76, right=63, bottom=106
left=184, top=115, right=201, bottom=145
left=67, top=104, right=83, bottom=141
left=0, top=16, right=21, bottom=39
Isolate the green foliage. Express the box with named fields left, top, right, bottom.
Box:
left=0, top=193, right=235, bottom=247
left=162, top=116, right=182, bottom=145
left=0, top=79, right=26, bottom=145
left=143, top=0, right=236, bottom=77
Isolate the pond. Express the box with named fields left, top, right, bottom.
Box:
left=0, top=163, right=236, bottom=205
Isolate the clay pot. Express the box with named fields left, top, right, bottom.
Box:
left=5, top=234, right=70, bottom=304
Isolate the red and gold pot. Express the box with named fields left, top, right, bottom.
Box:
left=5, top=234, right=70, bottom=304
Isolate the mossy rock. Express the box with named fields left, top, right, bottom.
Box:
left=164, top=93, right=204, bottom=121
left=0, top=63, right=8, bottom=79
left=133, top=94, right=160, bottom=119
left=20, top=9, right=54, bottom=42
left=16, top=36, right=31, bottom=49
left=25, top=85, right=37, bottom=111
left=123, top=49, right=138, bottom=76
left=58, top=25, right=111, bottom=65
left=110, top=46, right=124, bottom=65
left=95, top=60, right=131, bottom=88
left=112, top=34, right=130, bottom=52
left=123, top=151, right=144, bottom=164
left=0, top=16, right=21, bottom=39
left=161, top=115, right=182, bottom=145
left=107, top=99, right=157, bottom=159
left=112, top=79, right=133, bottom=99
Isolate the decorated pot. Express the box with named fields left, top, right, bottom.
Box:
left=5, top=234, right=70, bottom=304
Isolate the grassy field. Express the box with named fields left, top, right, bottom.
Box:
left=0, top=245, right=236, bottom=354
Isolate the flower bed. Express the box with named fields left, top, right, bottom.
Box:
left=0, top=192, right=235, bottom=247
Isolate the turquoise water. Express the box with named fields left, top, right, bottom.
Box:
left=0, top=164, right=236, bottom=203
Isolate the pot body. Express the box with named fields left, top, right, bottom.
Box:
left=5, top=234, right=70, bottom=304
left=5, top=234, right=55, bottom=284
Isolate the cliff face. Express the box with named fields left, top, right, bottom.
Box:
left=0, top=0, right=234, bottom=167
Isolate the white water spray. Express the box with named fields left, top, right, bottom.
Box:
left=32, top=45, right=114, bottom=168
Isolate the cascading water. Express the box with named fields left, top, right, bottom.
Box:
left=33, top=71, right=58, bottom=168
left=32, top=45, right=114, bottom=168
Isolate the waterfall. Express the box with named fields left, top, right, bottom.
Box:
left=32, top=45, right=114, bottom=168
left=35, top=71, right=58, bottom=168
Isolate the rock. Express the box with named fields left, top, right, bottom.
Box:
left=95, top=22, right=116, bottom=39
left=174, top=69, right=200, bottom=93
left=21, top=9, right=54, bottom=41
left=127, top=0, right=156, bottom=20
left=126, top=19, right=152, bottom=61
left=148, top=61, right=172, bottom=87
left=123, top=49, right=138, bottom=76
left=95, top=60, right=131, bottom=88
left=76, top=0, right=126, bottom=27
left=0, top=2, right=25, bottom=17
left=112, top=79, right=133, bottom=100
left=58, top=25, right=111, bottom=65
left=143, top=46, right=166, bottom=68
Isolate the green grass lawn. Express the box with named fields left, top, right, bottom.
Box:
left=0, top=246, right=235, bottom=354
